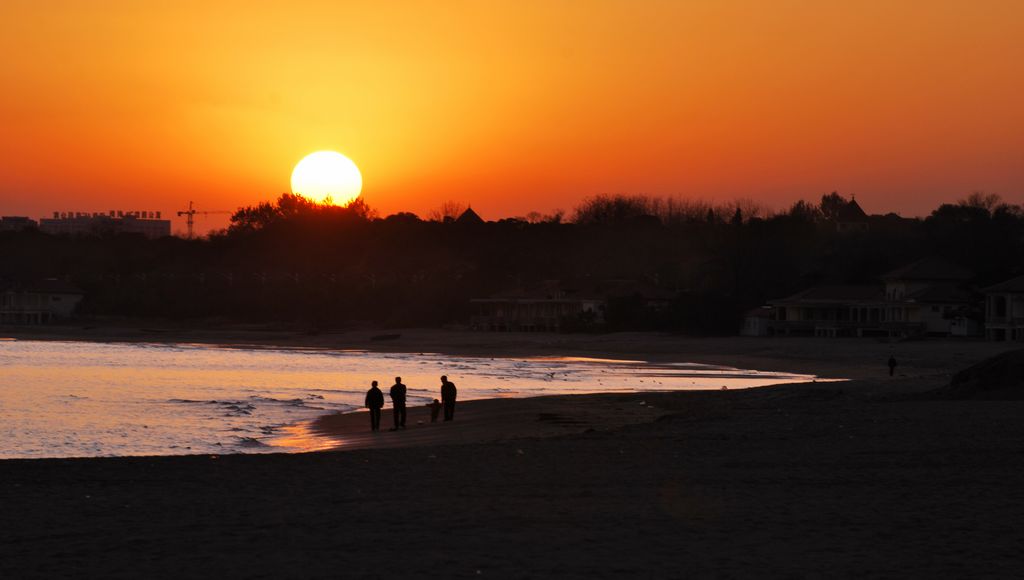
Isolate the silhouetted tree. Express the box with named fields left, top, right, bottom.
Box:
left=573, top=194, right=660, bottom=226
left=5, top=191, right=1023, bottom=335
left=731, top=207, right=743, bottom=226
left=428, top=201, right=468, bottom=222
left=788, top=199, right=821, bottom=222
left=959, top=191, right=1004, bottom=212
left=228, top=193, right=374, bottom=233
left=819, top=191, right=848, bottom=220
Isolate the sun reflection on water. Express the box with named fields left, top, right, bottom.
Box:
left=274, top=423, right=344, bottom=453
left=0, top=340, right=821, bottom=459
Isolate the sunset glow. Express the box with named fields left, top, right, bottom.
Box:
left=6, top=3, right=1024, bottom=576
left=1, top=1, right=1023, bottom=232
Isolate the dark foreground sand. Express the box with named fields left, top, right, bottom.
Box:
left=2, top=330, right=1024, bottom=578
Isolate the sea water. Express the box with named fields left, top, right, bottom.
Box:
left=0, top=340, right=816, bottom=459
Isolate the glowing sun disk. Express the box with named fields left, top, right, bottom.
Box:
left=290, top=151, right=363, bottom=205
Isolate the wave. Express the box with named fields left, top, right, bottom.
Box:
left=235, top=437, right=269, bottom=448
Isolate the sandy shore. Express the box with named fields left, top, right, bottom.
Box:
left=280, top=392, right=667, bottom=453
left=2, top=327, right=1023, bottom=577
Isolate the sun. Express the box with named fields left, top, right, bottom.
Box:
left=290, top=151, right=363, bottom=205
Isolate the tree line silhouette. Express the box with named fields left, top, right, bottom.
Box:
left=2, top=191, right=1022, bottom=334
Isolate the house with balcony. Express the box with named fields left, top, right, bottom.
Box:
left=764, top=257, right=980, bottom=338
left=982, top=275, right=1024, bottom=341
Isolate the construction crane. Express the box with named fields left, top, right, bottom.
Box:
left=177, top=201, right=232, bottom=239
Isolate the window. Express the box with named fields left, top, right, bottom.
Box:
left=995, top=296, right=1007, bottom=317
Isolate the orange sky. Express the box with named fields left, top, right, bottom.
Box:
left=2, top=1, right=1022, bottom=234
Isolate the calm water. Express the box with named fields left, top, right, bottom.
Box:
left=0, top=340, right=816, bottom=459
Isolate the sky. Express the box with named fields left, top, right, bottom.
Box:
left=2, top=1, right=1022, bottom=234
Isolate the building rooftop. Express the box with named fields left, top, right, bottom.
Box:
left=904, top=284, right=978, bottom=304
left=474, top=277, right=673, bottom=302
left=2, top=278, right=84, bottom=295
left=773, top=285, right=884, bottom=303
left=835, top=198, right=868, bottom=222
left=982, top=275, right=1024, bottom=293
left=881, top=257, right=973, bottom=281
left=455, top=207, right=485, bottom=225
left=744, top=306, right=774, bottom=319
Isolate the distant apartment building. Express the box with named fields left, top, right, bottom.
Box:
left=760, top=257, right=981, bottom=338
left=982, top=275, right=1024, bottom=341
left=38, top=210, right=170, bottom=239
left=0, top=279, right=84, bottom=324
left=0, top=216, right=37, bottom=231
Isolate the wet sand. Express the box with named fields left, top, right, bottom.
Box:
left=2, top=329, right=1024, bottom=577
left=281, top=392, right=666, bottom=452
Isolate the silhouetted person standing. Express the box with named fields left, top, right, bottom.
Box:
left=888, top=355, right=898, bottom=377
left=440, top=375, right=457, bottom=421
left=428, top=399, right=441, bottom=423
left=365, top=380, right=384, bottom=432
left=390, top=376, right=407, bottom=430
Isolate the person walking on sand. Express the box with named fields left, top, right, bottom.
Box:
left=365, top=380, right=384, bottom=432
left=888, top=355, right=898, bottom=377
left=390, top=376, right=407, bottom=430
left=440, top=375, right=457, bottom=422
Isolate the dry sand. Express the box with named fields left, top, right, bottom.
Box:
left=2, top=327, right=1024, bottom=578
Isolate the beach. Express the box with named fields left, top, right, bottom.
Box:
left=2, top=328, right=1023, bottom=577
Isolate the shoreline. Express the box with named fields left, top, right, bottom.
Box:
left=2, top=322, right=1013, bottom=378
left=2, top=324, right=1016, bottom=461
left=2, top=329, right=829, bottom=460
left=3, top=329, right=1024, bottom=576
left=280, top=389, right=703, bottom=453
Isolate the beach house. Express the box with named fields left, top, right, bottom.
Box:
left=470, top=280, right=605, bottom=332
left=764, top=257, right=980, bottom=338
left=469, top=278, right=672, bottom=332
left=982, top=275, right=1024, bottom=341
left=0, top=278, right=85, bottom=324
